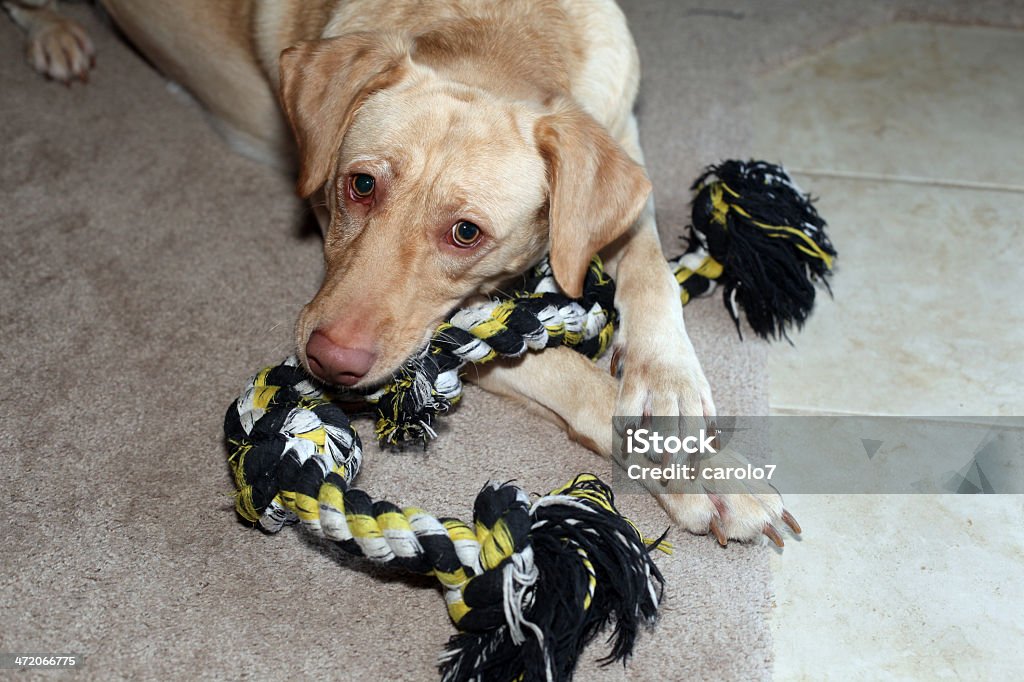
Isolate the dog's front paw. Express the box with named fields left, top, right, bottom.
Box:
left=654, top=447, right=801, bottom=547
left=612, top=334, right=799, bottom=546
left=612, top=333, right=715, bottom=428
left=26, top=16, right=94, bottom=84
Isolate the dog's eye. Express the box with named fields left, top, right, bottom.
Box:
left=349, top=174, right=375, bottom=199
left=450, top=221, right=482, bottom=248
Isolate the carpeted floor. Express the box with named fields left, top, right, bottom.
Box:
left=2, top=1, right=1018, bottom=680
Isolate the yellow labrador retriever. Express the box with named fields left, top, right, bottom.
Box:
left=5, top=0, right=794, bottom=544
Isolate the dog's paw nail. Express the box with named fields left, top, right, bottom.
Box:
left=610, top=345, right=624, bottom=378
left=782, top=509, right=802, bottom=535
left=762, top=523, right=785, bottom=548
left=709, top=517, right=728, bottom=546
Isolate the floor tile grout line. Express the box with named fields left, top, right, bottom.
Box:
left=784, top=167, right=1024, bottom=194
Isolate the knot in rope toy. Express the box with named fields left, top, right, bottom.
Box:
left=224, top=160, right=834, bottom=680
left=225, top=361, right=665, bottom=682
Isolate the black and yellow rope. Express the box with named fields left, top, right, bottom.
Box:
left=674, top=160, right=836, bottom=339
left=358, top=256, right=617, bottom=446
left=225, top=361, right=665, bottom=682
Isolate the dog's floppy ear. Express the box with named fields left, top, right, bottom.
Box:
left=279, top=32, right=409, bottom=198
left=535, top=102, right=652, bottom=297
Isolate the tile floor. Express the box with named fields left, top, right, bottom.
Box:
left=751, top=22, right=1024, bottom=680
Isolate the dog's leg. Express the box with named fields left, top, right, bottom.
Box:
left=599, top=116, right=800, bottom=543
left=470, top=349, right=797, bottom=545
left=603, top=114, right=715, bottom=433
left=470, top=348, right=618, bottom=454
left=3, top=0, right=94, bottom=83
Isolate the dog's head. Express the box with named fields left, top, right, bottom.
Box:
left=280, top=31, right=650, bottom=387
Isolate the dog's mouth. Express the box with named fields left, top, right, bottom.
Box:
left=298, top=272, right=510, bottom=396
left=363, top=344, right=434, bottom=394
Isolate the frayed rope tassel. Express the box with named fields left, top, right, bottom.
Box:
left=672, top=160, right=837, bottom=340
left=225, top=360, right=667, bottom=682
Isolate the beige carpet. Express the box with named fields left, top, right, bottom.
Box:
left=3, top=1, right=1018, bottom=680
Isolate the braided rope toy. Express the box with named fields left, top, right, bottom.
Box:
left=226, top=360, right=665, bottom=682
left=225, top=160, right=835, bottom=681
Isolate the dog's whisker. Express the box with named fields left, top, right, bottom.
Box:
left=432, top=331, right=461, bottom=345
left=490, top=287, right=518, bottom=300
